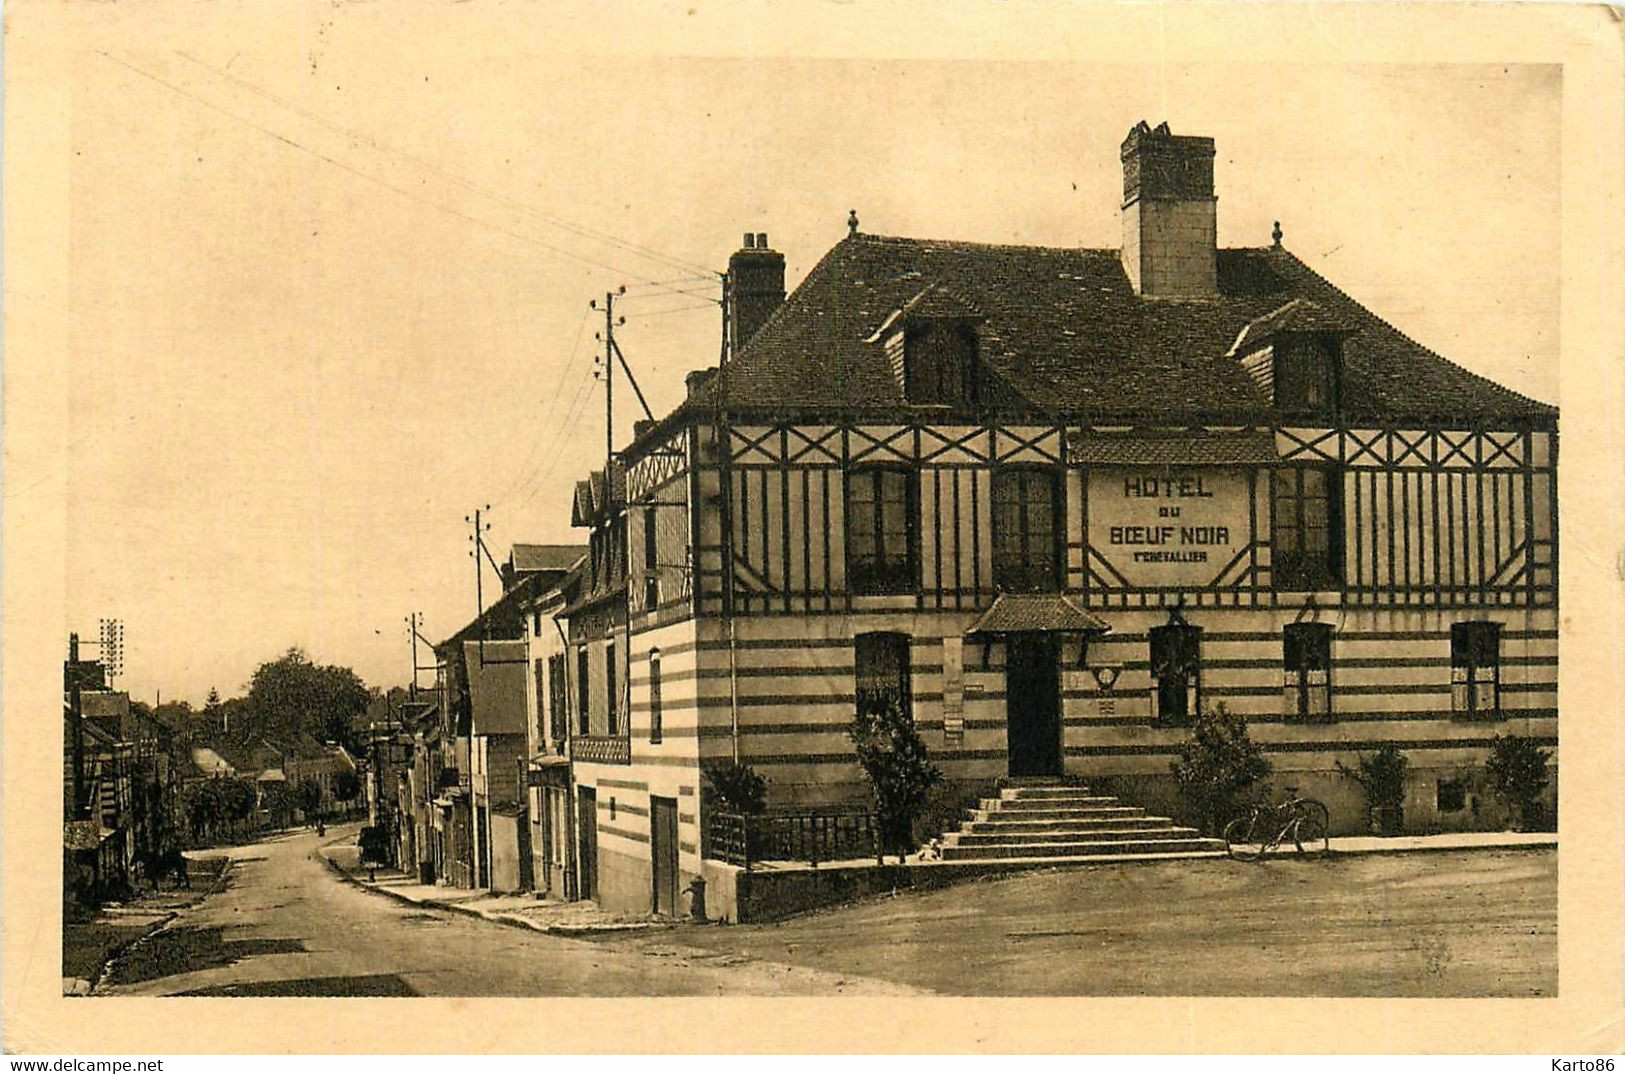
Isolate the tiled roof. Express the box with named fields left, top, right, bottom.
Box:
left=509, top=543, right=586, bottom=573
left=1225, top=298, right=1355, bottom=357
left=1069, top=429, right=1280, bottom=466
left=965, top=592, right=1112, bottom=635
left=689, top=233, right=1554, bottom=425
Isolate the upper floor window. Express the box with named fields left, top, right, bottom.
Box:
left=575, top=648, right=590, bottom=736
left=533, top=658, right=548, bottom=743
left=547, top=653, right=569, bottom=743
left=855, top=631, right=911, bottom=721
left=1451, top=621, right=1502, bottom=720
left=1274, top=335, right=1340, bottom=417
left=605, top=641, right=620, bottom=736
left=904, top=324, right=977, bottom=406
left=1149, top=619, right=1202, bottom=726
left=847, top=467, right=917, bottom=594
left=992, top=468, right=1060, bottom=592
left=1273, top=466, right=1342, bottom=590
left=1283, top=622, right=1333, bottom=721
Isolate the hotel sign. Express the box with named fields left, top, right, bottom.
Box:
left=1087, top=467, right=1251, bottom=587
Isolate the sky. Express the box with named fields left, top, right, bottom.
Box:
left=54, top=12, right=1560, bottom=705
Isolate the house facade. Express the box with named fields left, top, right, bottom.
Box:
left=561, top=122, right=1557, bottom=914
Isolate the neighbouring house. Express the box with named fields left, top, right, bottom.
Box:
left=520, top=551, right=586, bottom=899
left=557, top=122, right=1557, bottom=915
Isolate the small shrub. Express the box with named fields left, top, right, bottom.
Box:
left=1485, top=734, right=1552, bottom=831
left=850, top=700, right=942, bottom=862
left=1337, top=744, right=1409, bottom=836
left=702, top=760, right=768, bottom=814
left=1169, top=703, right=1272, bottom=836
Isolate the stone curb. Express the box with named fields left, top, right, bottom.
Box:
left=316, top=847, right=667, bottom=937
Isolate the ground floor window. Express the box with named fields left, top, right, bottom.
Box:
left=1150, top=618, right=1202, bottom=725
left=1283, top=621, right=1333, bottom=720
left=1451, top=620, right=1502, bottom=719
left=648, top=648, right=663, bottom=744
left=855, top=631, right=912, bottom=720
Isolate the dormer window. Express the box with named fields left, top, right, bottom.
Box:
left=867, top=284, right=984, bottom=408
left=1274, top=334, right=1341, bottom=418
left=904, top=323, right=977, bottom=406
left=1226, top=300, right=1352, bottom=421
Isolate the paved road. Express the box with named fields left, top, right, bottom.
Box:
left=96, top=826, right=917, bottom=996
left=605, top=847, right=1557, bottom=996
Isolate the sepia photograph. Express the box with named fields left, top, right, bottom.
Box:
left=6, top=0, right=1623, bottom=1057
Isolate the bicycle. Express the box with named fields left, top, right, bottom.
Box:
left=1223, top=786, right=1331, bottom=861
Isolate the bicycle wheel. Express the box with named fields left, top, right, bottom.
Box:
left=1291, top=800, right=1331, bottom=857
left=1223, top=815, right=1264, bottom=862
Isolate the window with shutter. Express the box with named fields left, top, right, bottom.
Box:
left=575, top=649, right=590, bottom=736
left=605, top=642, right=619, bottom=736
left=1450, top=621, right=1502, bottom=719
left=1149, top=621, right=1202, bottom=725
left=648, top=649, right=663, bottom=744
left=1283, top=622, right=1333, bottom=721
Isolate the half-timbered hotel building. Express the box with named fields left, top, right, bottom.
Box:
left=553, top=122, right=1558, bottom=913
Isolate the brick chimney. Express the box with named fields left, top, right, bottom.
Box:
left=727, top=232, right=785, bottom=353
left=1119, top=122, right=1218, bottom=297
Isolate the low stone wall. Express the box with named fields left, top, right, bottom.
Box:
left=700, top=859, right=1008, bottom=924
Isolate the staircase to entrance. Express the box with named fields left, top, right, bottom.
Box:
left=937, top=778, right=1225, bottom=863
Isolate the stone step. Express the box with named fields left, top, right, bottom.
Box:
left=1001, top=785, right=1094, bottom=799
left=946, top=825, right=1200, bottom=846
left=939, top=837, right=1227, bottom=861
left=949, top=822, right=1189, bottom=838
left=968, top=805, right=1146, bottom=823
left=958, top=814, right=1177, bottom=834
left=983, top=795, right=1122, bottom=811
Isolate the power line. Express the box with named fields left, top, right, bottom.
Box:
left=514, top=361, right=600, bottom=508
left=97, top=51, right=709, bottom=292
left=624, top=301, right=722, bottom=320
left=172, top=50, right=721, bottom=284
left=491, top=307, right=595, bottom=504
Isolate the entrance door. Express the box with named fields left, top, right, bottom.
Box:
left=576, top=787, right=598, bottom=901
left=1006, top=633, right=1062, bottom=777
left=650, top=796, right=679, bottom=916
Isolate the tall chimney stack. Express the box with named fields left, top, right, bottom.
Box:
left=1119, top=121, right=1218, bottom=297
left=727, top=232, right=786, bottom=354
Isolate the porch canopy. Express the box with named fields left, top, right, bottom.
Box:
left=965, top=592, right=1112, bottom=636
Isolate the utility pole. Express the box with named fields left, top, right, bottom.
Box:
left=406, top=612, right=422, bottom=699
left=466, top=506, right=492, bottom=641
left=591, top=287, right=626, bottom=463
left=68, top=633, right=87, bottom=820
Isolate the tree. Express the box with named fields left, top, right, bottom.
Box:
left=1485, top=733, right=1552, bottom=831
left=1170, top=703, right=1272, bottom=836
left=245, top=648, right=371, bottom=748
left=219, top=778, right=258, bottom=837
left=259, top=781, right=295, bottom=829
left=849, top=700, right=942, bottom=863
left=296, top=777, right=324, bottom=821
left=334, top=769, right=362, bottom=812
left=1337, top=744, right=1409, bottom=836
